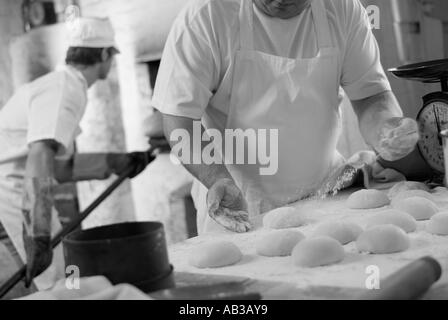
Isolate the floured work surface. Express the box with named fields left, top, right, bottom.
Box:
left=169, top=187, right=448, bottom=299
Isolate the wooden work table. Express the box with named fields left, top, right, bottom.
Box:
left=168, top=187, right=448, bottom=299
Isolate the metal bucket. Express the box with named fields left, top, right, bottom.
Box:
left=62, top=221, right=175, bottom=293
left=442, top=130, right=448, bottom=187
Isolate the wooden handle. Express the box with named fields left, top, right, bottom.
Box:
left=359, top=256, right=442, bottom=300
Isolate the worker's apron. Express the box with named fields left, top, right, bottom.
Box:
left=0, top=158, right=64, bottom=291
left=193, top=0, right=343, bottom=233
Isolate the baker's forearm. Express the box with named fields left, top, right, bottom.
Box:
left=55, top=153, right=112, bottom=182
left=56, top=153, right=131, bottom=183
left=162, top=114, right=232, bottom=188
left=23, top=141, right=57, bottom=237
left=351, top=90, right=403, bottom=150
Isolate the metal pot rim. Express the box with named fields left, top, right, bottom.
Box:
left=63, top=221, right=164, bottom=245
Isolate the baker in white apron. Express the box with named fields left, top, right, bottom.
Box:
left=153, top=0, right=420, bottom=234
left=0, top=17, right=149, bottom=297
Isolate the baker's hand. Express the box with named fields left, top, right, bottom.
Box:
left=22, top=177, right=54, bottom=287
left=376, top=117, right=420, bottom=161
left=106, top=152, right=154, bottom=178
left=22, top=230, right=53, bottom=287
left=206, top=179, right=251, bottom=233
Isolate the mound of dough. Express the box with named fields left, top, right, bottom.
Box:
left=262, top=207, right=306, bottom=229
left=291, top=236, right=344, bottom=267
left=356, top=225, right=410, bottom=254
left=427, top=212, right=448, bottom=235
left=392, top=196, right=439, bottom=221
left=189, top=241, right=242, bottom=268
left=390, top=190, right=435, bottom=207
left=256, top=230, right=305, bottom=257
left=366, top=209, right=417, bottom=233
left=346, top=189, right=390, bottom=209
left=387, top=181, right=430, bottom=198
left=312, top=221, right=363, bottom=244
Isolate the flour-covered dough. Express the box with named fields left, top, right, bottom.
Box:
left=291, top=236, right=344, bottom=267
left=366, top=209, right=417, bottom=233
left=312, top=221, right=363, bottom=244
left=256, top=230, right=305, bottom=257
left=263, top=207, right=306, bottom=229
left=392, top=196, right=439, bottom=221
left=189, top=241, right=242, bottom=268
left=356, top=225, right=410, bottom=254
left=427, top=212, right=448, bottom=236
left=346, top=189, right=390, bottom=209
left=390, top=190, right=435, bottom=207
left=387, top=181, right=430, bottom=198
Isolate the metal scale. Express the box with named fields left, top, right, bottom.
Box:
left=388, top=59, right=448, bottom=186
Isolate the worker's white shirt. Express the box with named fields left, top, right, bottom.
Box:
left=0, top=65, right=88, bottom=175
left=0, top=65, right=86, bottom=290
left=153, top=0, right=391, bottom=125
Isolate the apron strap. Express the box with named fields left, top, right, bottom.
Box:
left=239, top=0, right=254, bottom=50
left=311, top=0, right=333, bottom=49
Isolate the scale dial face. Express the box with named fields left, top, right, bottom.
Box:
left=417, top=100, right=448, bottom=173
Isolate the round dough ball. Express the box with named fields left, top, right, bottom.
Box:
left=390, top=190, right=435, bottom=207
left=366, top=209, right=417, bottom=233
left=432, top=186, right=448, bottom=194
left=427, top=212, right=448, bottom=235
left=291, top=236, right=344, bottom=268
left=392, top=196, right=439, bottom=221
left=189, top=241, right=242, bottom=268
left=346, top=189, right=390, bottom=209
left=387, top=181, right=430, bottom=198
left=263, top=207, right=306, bottom=229
left=256, top=230, right=305, bottom=257
left=356, top=225, right=410, bottom=254
left=312, top=221, right=363, bottom=244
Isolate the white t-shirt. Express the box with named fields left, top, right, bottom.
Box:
left=152, top=0, right=391, bottom=122
left=0, top=66, right=88, bottom=174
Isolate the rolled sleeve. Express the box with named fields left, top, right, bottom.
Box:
left=341, top=0, right=391, bottom=101
left=27, top=80, right=82, bottom=152
left=152, top=17, right=216, bottom=120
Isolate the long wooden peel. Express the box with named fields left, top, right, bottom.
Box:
left=0, top=145, right=163, bottom=299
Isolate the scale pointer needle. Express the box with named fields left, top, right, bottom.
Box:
left=433, top=105, right=443, bottom=146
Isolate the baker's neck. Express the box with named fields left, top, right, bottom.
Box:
left=70, top=64, right=99, bottom=88
left=253, top=0, right=312, bottom=19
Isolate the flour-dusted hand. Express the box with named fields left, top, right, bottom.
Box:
left=376, top=117, right=420, bottom=161
left=206, top=179, right=251, bottom=233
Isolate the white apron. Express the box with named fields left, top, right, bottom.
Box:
left=0, top=159, right=64, bottom=291
left=193, top=0, right=343, bottom=233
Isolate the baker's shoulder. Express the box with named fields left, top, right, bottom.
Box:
left=178, top=0, right=240, bottom=27
left=28, top=70, right=63, bottom=94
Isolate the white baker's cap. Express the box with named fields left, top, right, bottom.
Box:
left=67, top=17, right=118, bottom=51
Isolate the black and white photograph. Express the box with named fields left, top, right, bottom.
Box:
left=0, top=0, right=448, bottom=307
